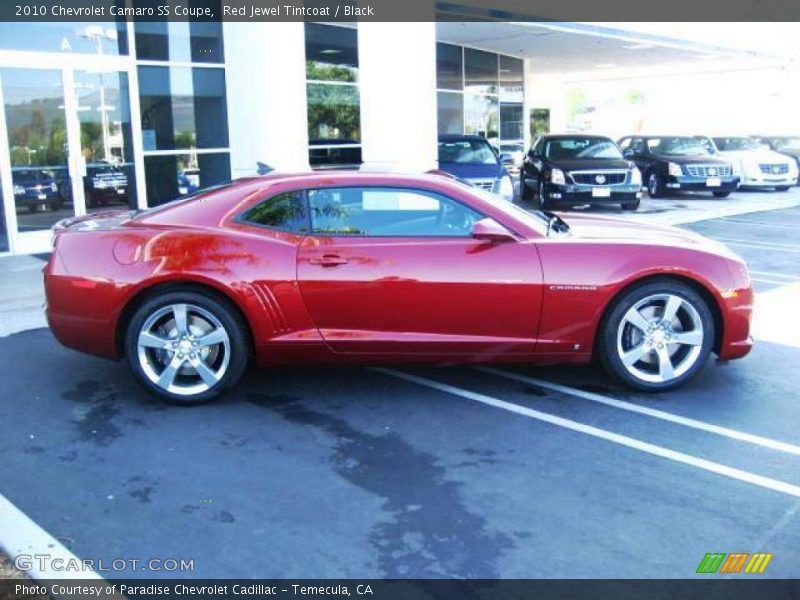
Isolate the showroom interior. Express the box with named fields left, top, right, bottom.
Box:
left=0, top=12, right=789, bottom=255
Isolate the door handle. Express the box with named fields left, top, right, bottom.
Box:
left=309, top=254, right=349, bottom=267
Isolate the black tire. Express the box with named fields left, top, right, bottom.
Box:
left=597, top=279, right=715, bottom=393
left=538, top=180, right=550, bottom=211
left=775, top=186, right=790, bottom=192
left=712, top=191, right=731, bottom=198
left=646, top=172, right=665, bottom=198
left=125, top=289, right=250, bottom=405
left=621, top=200, right=640, bottom=211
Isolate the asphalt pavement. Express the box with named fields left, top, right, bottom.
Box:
left=0, top=202, right=798, bottom=580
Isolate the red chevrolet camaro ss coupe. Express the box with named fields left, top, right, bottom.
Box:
left=44, top=172, right=753, bottom=404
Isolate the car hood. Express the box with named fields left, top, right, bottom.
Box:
left=716, top=149, right=795, bottom=164
left=558, top=212, right=739, bottom=257
left=438, top=162, right=505, bottom=180
left=549, top=158, right=633, bottom=171
left=650, top=154, right=729, bottom=165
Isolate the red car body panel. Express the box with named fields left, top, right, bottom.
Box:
left=44, top=172, right=753, bottom=369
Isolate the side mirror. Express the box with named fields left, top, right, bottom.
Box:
left=623, top=148, right=634, bottom=158
left=471, top=218, right=516, bottom=243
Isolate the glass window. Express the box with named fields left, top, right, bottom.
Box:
left=544, top=137, right=623, bottom=160
left=2, top=69, right=72, bottom=232
left=0, top=20, right=128, bottom=55
left=438, top=139, right=498, bottom=165
left=500, top=103, right=524, bottom=141
left=134, top=19, right=224, bottom=64
left=437, top=92, right=463, bottom=135
left=645, top=137, right=713, bottom=156
left=436, top=43, right=463, bottom=91
left=464, top=94, right=499, bottom=145
left=144, top=152, right=230, bottom=206
left=305, top=23, right=358, bottom=83
left=242, top=191, right=309, bottom=232
left=307, top=83, right=361, bottom=144
left=499, top=55, right=524, bottom=101
left=464, top=48, right=498, bottom=95
left=138, top=66, right=228, bottom=151
left=309, top=145, right=362, bottom=170
left=0, top=172, right=8, bottom=252
left=308, top=187, right=482, bottom=237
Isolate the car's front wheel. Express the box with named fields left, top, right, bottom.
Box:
left=125, top=290, right=249, bottom=405
left=713, top=191, right=731, bottom=198
left=598, top=280, right=714, bottom=392
left=621, top=200, right=640, bottom=211
left=775, top=186, right=790, bottom=192
left=647, top=172, right=665, bottom=198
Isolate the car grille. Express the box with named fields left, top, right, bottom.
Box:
left=685, top=164, right=732, bottom=177
left=570, top=172, right=627, bottom=185
left=468, top=178, right=496, bottom=191
left=759, top=163, right=789, bottom=175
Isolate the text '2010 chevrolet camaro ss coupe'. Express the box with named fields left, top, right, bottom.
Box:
left=44, top=172, right=753, bottom=404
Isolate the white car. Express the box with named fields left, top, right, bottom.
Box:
left=698, top=136, right=798, bottom=190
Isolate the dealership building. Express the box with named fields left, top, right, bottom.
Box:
left=0, top=10, right=786, bottom=255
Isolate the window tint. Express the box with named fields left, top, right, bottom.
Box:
left=308, top=187, right=482, bottom=237
left=242, top=191, right=309, bottom=232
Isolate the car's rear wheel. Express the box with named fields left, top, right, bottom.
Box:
left=125, top=290, right=249, bottom=405
left=598, top=280, right=714, bottom=392
left=647, top=172, right=665, bottom=198
left=713, top=191, right=731, bottom=198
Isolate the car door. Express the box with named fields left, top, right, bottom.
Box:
left=523, top=137, right=545, bottom=184
left=628, top=138, right=651, bottom=173
left=296, top=185, right=544, bottom=356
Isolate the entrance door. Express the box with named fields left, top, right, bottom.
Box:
left=0, top=65, right=138, bottom=254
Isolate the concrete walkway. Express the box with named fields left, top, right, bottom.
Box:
left=0, top=255, right=46, bottom=337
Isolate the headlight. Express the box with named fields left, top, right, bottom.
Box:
left=630, top=168, right=642, bottom=185
left=550, top=168, right=566, bottom=186
left=13, top=184, right=25, bottom=195
left=668, top=162, right=683, bottom=177
left=498, top=175, right=514, bottom=201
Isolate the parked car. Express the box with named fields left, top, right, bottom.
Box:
left=177, top=168, right=200, bottom=196
left=752, top=136, right=800, bottom=183
left=618, top=135, right=739, bottom=198
left=85, top=161, right=129, bottom=207
left=437, top=134, right=514, bottom=201
left=12, top=168, right=62, bottom=212
left=498, top=142, right=525, bottom=175
left=520, top=134, right=642, bottom=210
left=696, top=136, right=797, bottom=191
left=46, top=171, right=753, bottom=404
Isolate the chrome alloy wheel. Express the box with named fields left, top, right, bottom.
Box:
left=616, top=293, right=704, bottom=384
left=136, top=303, right=231, bottom=396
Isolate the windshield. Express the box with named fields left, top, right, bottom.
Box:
left=500, top=144, right=524, bottom=153
left=544, top=137, right=622, bottom=160
left=712, top=137, right=761, bottom=151
left=773, top=137, right=800, bottom=152
left=647, top=137, right=714, bottom=156
left=438, top=139, right=499, bottom=165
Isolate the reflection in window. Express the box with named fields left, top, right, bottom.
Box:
left=307, top=83, right=361, bottom=143
left=308, top=187, right=481, bottom=237
left=0, top=20, right=128, bottom=55
left=305, top=23, right=359, bottom=83
left=138, top=66, right=229, bottom=151
left=144, top=152, right=231, bottom=206
left=499, top=55, right=524, bottom=101
left=309, top=145, right=362, bottom=170
left=436, top=43, right=463, bottom=91
left=464, top=48, right=498, bottom=95
left=0, top=175, right=6, bottom=252
left=134, top=19, right=224, bottom=64
left=464, top=95, right=499, bottom=145
left=500, top=103, right=524, bottom=142
left=437, top=92, right=464, bottom=135
left=242, top=191, right=309, bottom=232
left=74, top=70, right=137, bottom=210
left=2, top=69, right=72, bottom=232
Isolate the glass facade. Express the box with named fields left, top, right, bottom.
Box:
left=306, top=23, right=361, bottom=169
left=436, top=43, right=525, bottom=147
left=0, top=20, right=128, bottom=55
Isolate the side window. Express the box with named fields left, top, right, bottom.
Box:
left=241, top=190, right=309, bottom=233
left=307, top=187, right=483, bottom=237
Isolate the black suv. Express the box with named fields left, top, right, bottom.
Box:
left=520, top=134, right=642, bottom=210
left=618, top=135, right=739, bottom=198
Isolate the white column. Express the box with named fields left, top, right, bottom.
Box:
left=357, top=23, right=438, bottom=172
left=224, top=22, right=310, bottom=177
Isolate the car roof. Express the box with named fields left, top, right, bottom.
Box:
left=438, top=134, right=492, bottom=143
left=539, top=134, right=612, bottom=140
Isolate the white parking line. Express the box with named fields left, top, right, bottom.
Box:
left=749, top=270, right=800, bottom=281
left=720, top=217, right=800, bottom=230
left=375, top=368, right=800, bottom=498
left=751, top=277, right=794, bottom=285
left=475, top=367, right=800, bottom=456
left=0, top=493, right=102, bottom=580
left=714, top=237, right=800, bottom=252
